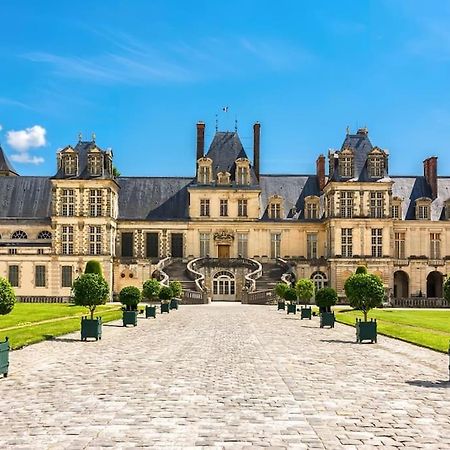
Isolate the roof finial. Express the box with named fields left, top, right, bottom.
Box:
left=215, top=114, right=218, bottom=132
left=234, top=118, right=238, bottom=132
left=346, top=126, right=350, bottom=135
left=92, top=132, right=96, bottom=143
left=78, top=132, right=82, bottom=142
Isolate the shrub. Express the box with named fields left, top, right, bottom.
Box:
left=283, top=287, right=297, bottom=304
left=72, top=273, right=109, bottom=319
left=84, top=260, right=103, bottom=276
left=315, top=287, right=338, bottom=313
left=274, top=282, right=288, bottom=300
left=444, top=276, right=450, bottom=304
left=142, top=279, right=161, bottom=301
left=119, top=286, right=141, bottom=311
left=355, top=266, right=367, bottom=275
left=295, top=278, right=315, bottom=304
left=169, top=280, right=183, bottom=299
left=0, top=277, right=15, bottom=316
left=159, top=285, right=173, bottom=302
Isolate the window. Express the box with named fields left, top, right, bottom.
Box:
left=369, top=155, right=385, bottom=178
left=417, top=204, right=430, bottom=220
left=391, top=204, right=401, bottom=219
left=270, top=202, right=281, bottom=219
left=305, top=201, right=318, bottom=219
left=8, top=249, right=17, bottom=255
left=38, top=230, right=52, bottom=239
left=326, top=194, right=334, bottom=218
left=394, top=232, right=405, bottom=259
left=339, top=152, right=353, bottom=177
left=213, top=271, right=235, bottom=296
left=199, top=233, right=210, bottom=257
left=37, top=249, right=44, bottom=255
left=61, top=189, right=75, bottom=216
left=340, top=191, right=353, bottom=218
left=217, top=172, right=230, bottom=185
left=11, top=230, right=27, bottom=239
left=200, top=199, right=210, bottom=217
left=146, top=232, right=159, bottom=258
left=89, top=189, right=102, bottom=217
left=89, top=226, right=102, bottom=255
left=64, top=154, right=77, bottom=176
left=370, top=192, right=384, bottom=218
left=198, top=165, right=211, bottom=184
left=121, top=232, right=133, bottom=257
left=307, top=233, right=318, bottom=259
left=61, top=266, right=73, bottom=288
left=270, top=233, right=281, bottom=258
left=311, top=271, right=327, bottom=291
left=430, top=233, right=441, bottom=259
left=62, top=225, right=74, bottom=255
left=88, top=154, right=102, bottom=176
left=341, top=228, right=353, bottom=257
left=237, top=166, right=249, bottom=185
left=220, top=199, right=228, bottom=217
left=237, top=233, right=248, bottom=258
left=238, top=199, right=248, bottom=217
left=8, top=265, right=19, bottom=287
left=35, top=265, right=46, bottom=287
left=371, top=228, right=383, bottom=257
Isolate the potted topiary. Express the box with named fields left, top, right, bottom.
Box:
left=284, top=287, right=298, bottom=314
left=84, top=259, right=103, bottom=275
left=72, top=273, right=109, bottom=341
left=159, top=285, right=173, bottom=314
left=119, top=286, right=141, bottom=327
left=275, top=282, right=288, bottom=310
left=142, top=278, right=161, bottom=318
left=344, top=266, right=384, bottom=343
left=296, top=278, right=315, bottom=320
left=315, top=287, right=337, bottom=328
left=169, top=280, right=182, bottom=310
left=0, top=277, right=15, bottom=377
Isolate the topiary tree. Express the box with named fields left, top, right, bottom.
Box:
left=119, top=286, right=141, bottom=311
left=344, top=271, right=384, bottom=321
left=295, top=278, right=315, bottom=305
left=315, top=287, right=338, bottom=313
left=274, top=282, right=288, bottom=300
left=169, top=280, right=183, bottom=299
left=142, top=279, right=161, bottom=301
left=72, top=273, right=109, bottom=319
left=84, top=260, right=102, bottom=276
left=159, top=285, right=173, bottom=303
left=0, top=277, right=15, bottom=316
left=283, top=287, right=297, bottom=304
left=355, top=266, right=367, bottom=275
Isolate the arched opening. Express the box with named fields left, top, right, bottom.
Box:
left=427, top=271, right=443, bottom=298
left=212, top=270, right=236, bottom=301
left=393, top=271, right=409, bottom=299
left=311, top=271, right=328, bottom=291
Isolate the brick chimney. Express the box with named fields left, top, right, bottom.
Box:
left=196, top=121, right=205, bottom=161
left=423, top=156, right=438, bottom=200
left=316, top=154, right=326, bottom=191
left=253, top=122, right=260, bottom=180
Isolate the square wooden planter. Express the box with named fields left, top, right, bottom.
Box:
left=161, top=303, right=170, bottom=314
left=145, top=305, right=157, bottom=318
left=287, top=303, right=297, bottom=314
left=170, top=299, right=179, bottom=310
left=320, top=312, right=335, bottom=328
left=0, top=337, right=9, bottom=378
left=81, top=317, right=102, bottom=341
left=123, top=310, right=138, bottom=327
left=277, top=301, right=286, bottom=310
left=356, top=319, right=377, bottom=343
left=300, top=307, right=312, bottom=320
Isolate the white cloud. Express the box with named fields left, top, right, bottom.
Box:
left=6, top=125, right=46, bottom=165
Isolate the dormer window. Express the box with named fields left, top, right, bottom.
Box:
left=197, top=157, right=212, bottom=184
left=368, top=148, right=386, bottom=178
left=304, top=196, right=320, bottom=219
left=88, top=153, right=103, bottom=176
left=391, top=197, right=402, bottom=220
left=64, top=154, right=77, bottom=176
left=217, top=171, right=231, bottom=185
left=235, top=158, right=250, bottom=185
left=416, top=197, right=431, bottom=220
left=339, top=149, right=353, bottom=178
left=268, top=195, right=283, bottom=219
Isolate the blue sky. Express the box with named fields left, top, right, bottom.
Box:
left=1, top=0, right=450, bottom=177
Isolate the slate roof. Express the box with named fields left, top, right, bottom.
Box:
left=0, top=145, right=18, bottom=176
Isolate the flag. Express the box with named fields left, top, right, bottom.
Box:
left=222, top=106, right=229, bottom=112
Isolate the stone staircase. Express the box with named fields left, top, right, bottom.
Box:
left=256, top=262, right=284, bottom=292
left=163, top=259, right=197, bottom=291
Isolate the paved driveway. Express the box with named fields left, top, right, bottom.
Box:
left=1, top=303, right=450, bottom=449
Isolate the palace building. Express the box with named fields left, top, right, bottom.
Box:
left=0, top=122, right=448, bottom=304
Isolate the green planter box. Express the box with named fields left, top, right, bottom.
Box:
left=170, top=299, right=179, bottom=310
left=300, top=307, right=312, bottom=320
left=287, top=303, right=297, bottom=314
left=123, top=310, right=138, bottom=327
left=161, top=303, right=170, bottom=314
left=277, top=301, right=285, bottom=310
left=320, top=312, right=335, bottom=328
left=81, top=317, right=102, bottom=341
left=145, top=305, right=156, bottom=318
left=0, top=337, right=9, bottom=378
left=356, top=319, right=377, bottom=343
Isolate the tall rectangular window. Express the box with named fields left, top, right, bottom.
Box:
left=62, top=225, right=74, bottom=255
left=8, top=265, right=19, bottom=287
left=340, top=191, right=353, bottom=218
left=430, top=233, right=441, bottom=259
left=61, top=189, right=75, bottom=216
left=61, top=266, right=73, bottom=288
left=199, top=233, right=210, bottom=257
left=89, top=155, right=102, bottom=176
left=121, top=232, right=133, bottom=257
left=237, top=167, right=248, bottom=185
left=339, top=156, right=353, bottom=177
left=270, top=233, right=281, bottom=259
left=418, top=204, right=430, bottom=220
left=238, top=199, right=248, bottom=217
left=371, top=228, right=383, bottom=257
left=89, top=226, right=102, bottom=255
left=341, top=228, right=353, bottom=257
left=391, top=204, right=400, bottom=219
left=237, top=233, right=248, bottom=258
left=200, top=199, right=210, bottom=217
left=394, top=232, right=405, bottom=259
left=89, top=189, right=102, bottom=217
left=220, top=199, right=228, bottom=217
left=305, top=202, right=318, bottom=219
left=307, top=233, right=318, bottom=259
left=35, top=265, right=46, bottom=287
left=370, top=192, right=384, bottom=218
left=270, top=203, right=281, bottom=219
left=146, top=232, right=159, bottom=258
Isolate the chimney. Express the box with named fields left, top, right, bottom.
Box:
left=196, top=121, right=205, bottom=161
left=253, top=122, right=261, bottom=180
left=424, top=156, right=438, bottom=200
left=316, top=154, right=326, bottom=191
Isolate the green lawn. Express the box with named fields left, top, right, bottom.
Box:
left=335, top=308, right=450, bottom=353
left=0, top=303, right=123, bottom=349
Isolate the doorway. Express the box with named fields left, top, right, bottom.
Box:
left=171, top=233, right=183, bottom=258
left=426, top=271, right=443, bottom=298
left=393, top=270, right=409, bottom=298
left=212, top=270, right=236, bottom=301
left=218, top=244, right=230, bottom=259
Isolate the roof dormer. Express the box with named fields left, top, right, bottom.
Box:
left=197, top=157, right=213, bottom=184
left=235, top=158, right=251, bottom=185
left=59, top=147, right=78, bottom=177
left=368, top=147, right=388, bottom=178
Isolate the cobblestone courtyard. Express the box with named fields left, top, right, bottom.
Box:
left=1, top=303, right=450, bottom=449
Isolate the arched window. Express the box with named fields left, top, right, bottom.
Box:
left=311, top=271, right=327, bottom=291
left=38, top=230, right=52, bottom=239
left=11, top=230, right=28, bottom=239
left=213, top=271, right=235, bottom=296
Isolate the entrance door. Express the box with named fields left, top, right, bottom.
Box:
left=212, top=271, right=236, bottom=301
left=171, top=233, right=183, bottom=258
left=218, top=244, right=230, bottom=259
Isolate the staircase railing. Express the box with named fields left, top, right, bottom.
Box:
left=244, top=258, right=262, bottom=292
left=186, top=257, right=206, bottom=292
left=277, top=257, right=296, bottom=286
left=155, top=256, right=171, bottom=286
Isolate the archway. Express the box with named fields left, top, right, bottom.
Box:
left=212, top=270, right=236, bottom=301
left=393, top=271, right=409, bottom=299
left=426, top=271, right=443, bottom=298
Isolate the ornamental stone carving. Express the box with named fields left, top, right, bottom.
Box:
left=213, top=230, right=234, bottom=243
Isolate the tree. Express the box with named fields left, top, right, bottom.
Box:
left=315, top=287, right=338, bottom=313
left=169, top=280, right=183, bottom=299
left=84, top=260, right=102, bottom=276
left=355, top=266, right=367, bottom=274
left=443, top=276, right=450, bottom=304
left=344, top=271, right=384, bottom=321
left=159, top=285, right=173, bottom=302
left=119, top=286, right=141, bottom=311
left=283, top=287, right=297, bottom=304
left=274, top=282, right=288, bottom=300
left=113, top=166, right=121, bottom=177
left=142, top=279, right=161, bottom=301
left=72, top=273, right=109, bottom=319
left=295, top=278, right=315, bottom=305
left=0, top=277, right=15, bottom=316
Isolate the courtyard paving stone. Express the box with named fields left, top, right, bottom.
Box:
left=0, top=303, right=449, bottom=449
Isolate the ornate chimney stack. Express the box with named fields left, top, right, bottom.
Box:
left=423, top=156, right=438, bottom=200
left=316, top=154, right=326, bottom=191
left=253, top=122, right=261, bottom=180
left=196, top=121, right=205, bottom=161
